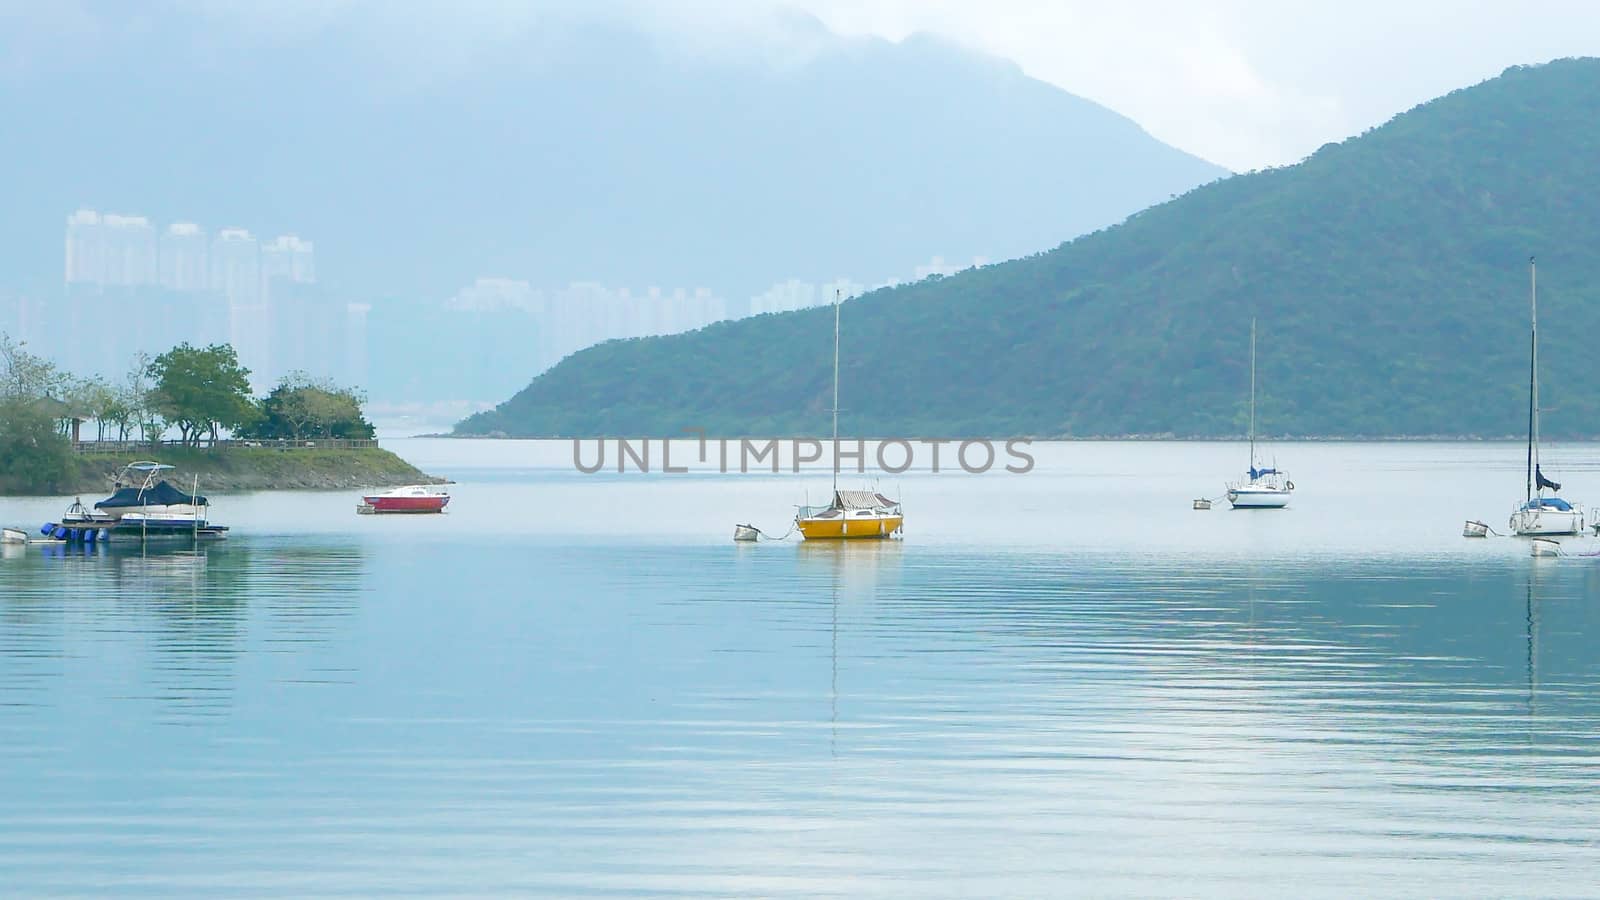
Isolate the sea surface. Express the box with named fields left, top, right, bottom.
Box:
left=3, top=439, right=1600, bottom=897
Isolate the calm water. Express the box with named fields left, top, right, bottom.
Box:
left=3, top=439, right=1600, bottom=896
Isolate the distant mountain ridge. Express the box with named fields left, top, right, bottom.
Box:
left=456, top=58, right=1600, bottom=440
left=0, top=9, right=1226, bottom=302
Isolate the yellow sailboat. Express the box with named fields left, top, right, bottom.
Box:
left=795, top=292, right=904, bottom=540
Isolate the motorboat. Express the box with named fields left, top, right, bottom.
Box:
left=43, top=461, right=228, bottom=543
left=1509, top=258, right=1583, bottom=536
left=360, top=484, right=450, bottom=514
left=1225, top=319, right=1294, bottom=509
left=85, top=462, right=209, bottom=523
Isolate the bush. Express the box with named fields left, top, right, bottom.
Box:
left=0, top=400, right=72, bottom=492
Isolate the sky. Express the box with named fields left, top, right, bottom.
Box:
left=4, top=0, right=1598, bottom=170
left=792, top=0, right=1600, bottom=170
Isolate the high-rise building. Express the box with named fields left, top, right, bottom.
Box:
left=445, top=277, right=534, bottom=312
left=209, top=228, right=268, bottom=383
left=65, top=209, right=158, bottom=287
left=65, top=209, right=104, bottom=285
left=261, top=234, right=316, bottom=290
left=209, top=228, right=260, bottom=305
left=159, top=223, right=208, bottom=291
left=101, top=214, right=157, bottom=286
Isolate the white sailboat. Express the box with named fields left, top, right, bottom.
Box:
left=1510, top=257, right=1583, bottom=536
left=1226, top=319, right=1294, bottom=509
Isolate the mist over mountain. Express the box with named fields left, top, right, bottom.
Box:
left=0, top=5, right=1225, bottom=303
left=458, top=58, right=1600, bottom=440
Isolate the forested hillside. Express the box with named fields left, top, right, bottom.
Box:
left=459, top=59, right=1600, bottom=439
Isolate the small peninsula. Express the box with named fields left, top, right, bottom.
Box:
left=1, top=338, right=437, bottom=496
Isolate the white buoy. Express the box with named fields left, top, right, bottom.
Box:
left=1462, top=520, right=1490, bottom=538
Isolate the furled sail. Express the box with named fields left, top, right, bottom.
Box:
left=1535, top=465, right=1561, bottom=492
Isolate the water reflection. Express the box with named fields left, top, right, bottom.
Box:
left=0, top=540, right=366, bottom=723
left=3, top=529, right=1600, bottom=894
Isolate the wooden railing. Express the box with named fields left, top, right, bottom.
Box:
left=74, top=438, right=381, bottom=454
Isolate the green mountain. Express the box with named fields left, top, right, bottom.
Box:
left=458, top=59, right=1600, bottom=440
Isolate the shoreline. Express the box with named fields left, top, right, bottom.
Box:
left=0, top=447, right=441, bottom=497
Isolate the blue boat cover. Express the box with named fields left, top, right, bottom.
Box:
left=1522, top=497, right=1573, bottom=511
left=95, top=480, right=206, bottom=510
left=1248, top=467, right=1280, bottom=479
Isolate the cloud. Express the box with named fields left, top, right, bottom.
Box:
left=791, top=0, right=1600, bottom=169
left=3, top=0, right=1595, bottom=168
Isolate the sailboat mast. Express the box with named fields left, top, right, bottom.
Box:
left=1528, top=257, right=1538, bottom=501
left=831, top=288, right=841, bottom=496
left=1248, top=318, right=1257, bottom=470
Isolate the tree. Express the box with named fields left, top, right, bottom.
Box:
left=70, top=376, right=119, bottom=442
left=147, top=343, right=258, bottom=447
left=0, top=399, right=71, bottom=492
left=247, top=372, right=376, bottom=441
left=120, top=352, right=160, bottom=442
left=0, top=332, right=65, bottom=402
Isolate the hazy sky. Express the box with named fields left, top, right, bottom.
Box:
left=793, top=0, right=1600, bottom=170
left=7, top=0, right=1598, bottom=170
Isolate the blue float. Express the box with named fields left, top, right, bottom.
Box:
left=40, top=523, right=52, bottom=536
left=52, top=526, right=67, bottom=540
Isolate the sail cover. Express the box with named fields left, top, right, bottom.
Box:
left=1249, top=467, right=1279, bottom=479
left=833, top=490, right=896, bottom=510
left=1522, top=497, right=1573, bottom=512
left=1536, top=465, right=1561, bottom=492
left=96, top=480, right=207, bottom=510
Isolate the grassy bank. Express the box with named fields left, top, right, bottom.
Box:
left=0, top=447, right=438, bottom=496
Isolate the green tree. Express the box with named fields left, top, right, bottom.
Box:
left=0, top=332, right=65, bottom=402
left=120, top=352, right=161, bottom=442
left=70, top=376, right=119, bottom=442
left=147, top=343, right=258, bottom=447
left=0, top=399, right=71, bottom=492
left=248, top=372, right=376, bottom=441
left=0, top=334, right=73, bottom=490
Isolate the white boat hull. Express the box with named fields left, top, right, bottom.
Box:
left=1531, top=538, right=1563, bottom=557
left=1227, top=488, right=1291, bottom=509
left=1510, top=508, right=1583, bottom=536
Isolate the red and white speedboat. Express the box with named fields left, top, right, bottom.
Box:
left=360, top=485, right=451, bottom=514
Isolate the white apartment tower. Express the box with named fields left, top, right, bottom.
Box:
left=159, top=223, right=208, bottom=291
left=261, top=233, right=316, bottom=292
left=67, top=211, right=160, bottom=287
left=64, top=209, right=104, bottom=284
left=101, top=214, right=158, bottom=286
left=210, top=228, right=267, bottom=381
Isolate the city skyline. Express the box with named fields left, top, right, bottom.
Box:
left=4, top=209, right=992, bottom=417
left=17, top=210, right=360, bottom=394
